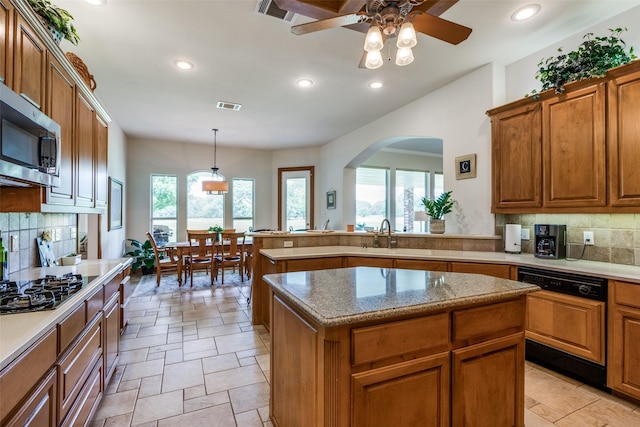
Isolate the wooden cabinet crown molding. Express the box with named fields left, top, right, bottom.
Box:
left=9, top=0, right=110, bottom=123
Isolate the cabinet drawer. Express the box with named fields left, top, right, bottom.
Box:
left=85, top=286, right=104, bottom=322
left=60, top=358, right=102, bottom=427
left=613, top=281, right=640, bottom=309
left=104, top=275, right=119, bottom=302
left=345, top=257, right=394, bottom=268
left=57, top=315, right=102, bottom=424
left=0, top=328, right=57, bottom=422
left=58, top=303, right=86, bottom=355
left=2, top=368, right=56, bottom=427
left=453, top=298, right=525, bottom=346
left=352, top=313, right=449, bottom=365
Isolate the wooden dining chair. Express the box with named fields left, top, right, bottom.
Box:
left=185, top=230, right=216, bottom=287
left=146, top=231, right=182, bottom=286
left=214, top=232, right=245, bottom=284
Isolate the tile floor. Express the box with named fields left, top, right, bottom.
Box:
left=90, top=275, right=640, bottom=426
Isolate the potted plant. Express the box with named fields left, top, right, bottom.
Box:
left=421, top=191, right=455, bottom=234
left=125, top=239, right=155, bottom=274
left=61, top=252, right=81, bottom=266
left=208, top=225, right=224, bottom=242
left=26, top=0, right=80, bottom=45
left=528, top=28, right=636, bottom=98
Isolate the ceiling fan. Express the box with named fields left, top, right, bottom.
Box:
left=277, top=0, right=472, bottom=68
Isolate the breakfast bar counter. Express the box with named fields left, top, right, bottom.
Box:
left=264, top=267, right=539, bottom=427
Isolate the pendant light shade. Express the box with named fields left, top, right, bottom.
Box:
left=363, top=26, right=384, bottom=52
left=365, top=50, right=384, bottom=69
left=396, top=22, right=417, bottom=48
left=202, top=128, right=228, bottom=195
left=395, top=47, right=414, bottom=66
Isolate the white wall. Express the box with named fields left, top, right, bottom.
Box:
left=319, top=63, right=497, bottom=235
left=102, top=120, right=127, bottom=258
left=126, top=138, right=273, bottom=242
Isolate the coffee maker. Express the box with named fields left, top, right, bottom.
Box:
left=534, top=224, right=566, bottom=259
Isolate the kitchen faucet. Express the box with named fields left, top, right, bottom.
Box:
left=379, top=218, right=394, bottom=249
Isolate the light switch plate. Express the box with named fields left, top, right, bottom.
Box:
left=283, top=241, right=294, bottom=248
left=520, top=228, right=530, bottom=240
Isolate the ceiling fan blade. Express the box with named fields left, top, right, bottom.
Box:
left=358, top=50, right=367, bottom=68
left=291, top=14, right=363, bottom=35
left=412, top=13, right=472, bottom=45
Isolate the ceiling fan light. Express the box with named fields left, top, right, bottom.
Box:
left=365, top=50, right=384, bottom=69
left=395, top=47, right=414, bottom=66
left=396, top=22, right=417, bottom=48
left=364, top=26, right=384, bottom=52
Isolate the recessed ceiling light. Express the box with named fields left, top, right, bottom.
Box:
left=511, top=4, right=541, bottom=21
left=369, top=81, right=383, bottom=89
left=296, top=78, right=314, bottom=88
left=84, top=0, right=106, bottom=5
left=174, top=60, right=193, bottom=70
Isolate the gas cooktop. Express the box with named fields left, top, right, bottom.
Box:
left=0, top=273, right=96, bottom=315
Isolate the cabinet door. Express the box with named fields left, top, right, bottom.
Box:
left=345, top=256, right=394, bottom=268
left=608, top=65, right=640, bottom=207
left=452, top=333, right=525, bottom=427
left=394, top=259, right=448, bottom=271
left=75, top=91, right=95, bottom=207
left=104, top=292, right=120, bottom=384
left=46, top=53, right=75, bottom=205
left=285, top=257, right=343, bottom=272
left=0, top=0, right=12, bottom=86
left=2, top=368, right=56, bottom=427
left=608, top=281, right=640, bottom=400
left=449, top=262, right=511, bottom=279
left=542, top=84, right=606, bottom=207
left=12, top=14, right=46, bottom=109
left=490, top=102, right=542, bottom=211
left=94, top=113, right=109, bottom=208
left=526, top=290, right=605, bottom=363
left=352, top=353, right=450, bottom=427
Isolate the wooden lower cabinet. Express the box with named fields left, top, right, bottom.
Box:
left=60, top=359, right=102, bottom=427
left=452, top=333, right=525, bottom=427
left=270, top=293, right=527, bottom=427
left=344, top=257, right=393, bottom=268
left=103, top=292, right=120, bottom=384
left=352, top=353, right=450, bottom=427
left=450, top=261, right=512, bottom=279
left=608, top=280, right=640, bottom=400
left=394, top=259, right=448, bottom=271
left=526, top=290, right=605, bottom=363
left=2, top=368, right=57, bottom=427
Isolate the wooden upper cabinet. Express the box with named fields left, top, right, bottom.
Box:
left=0, top=0, right=13, bottom=86
left=46, top=53, right=75, bottom=205
left=608, top=62, right=640, bottom=207
left=490, top=102, right=542, bottom=211
left=12, top=13, right=46, bottom=109
left=75, top=91, right=95, bottom=207
left=542, top=83, right=607, bottom=208
left=94, top=113, right=109, bottom=208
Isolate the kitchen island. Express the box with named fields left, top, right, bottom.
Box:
left=264, top=267, right=539, bottom=427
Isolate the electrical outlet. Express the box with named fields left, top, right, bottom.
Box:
left=583, top=231, right=594, bottom=245
left=520, top=228, right=530, bottom=240
left=10, top=235, right=18, bottom=252
left=283, top=241, right=293, bottom=248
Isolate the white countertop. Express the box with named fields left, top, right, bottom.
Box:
left=0, top=258, right=130, bottom=371
left=260, top=246, right=640, bottom=284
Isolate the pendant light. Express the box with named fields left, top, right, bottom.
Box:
left=202, top=128, right=228, bottom=194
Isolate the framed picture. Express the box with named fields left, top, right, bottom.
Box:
left=455, top=154, right=477, bottom=180
left=326, top=190, right=336, bottom=209
left=108, top=177, right=123, bottom=230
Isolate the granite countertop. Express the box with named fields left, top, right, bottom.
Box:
left=264, top=267, right=539, bottom=327
left=260, top=246, right=640, bottom=284
left=0, top=258, right=131, bottom=371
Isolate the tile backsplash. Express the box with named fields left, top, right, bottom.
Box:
left=0, top=212, right=77, bottom=275
left=496, top=213, right=640, bottom=267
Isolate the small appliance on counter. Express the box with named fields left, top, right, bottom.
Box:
left=534, top=224, right=566, bottom=259
left=504, top=224, right=522, bottom=254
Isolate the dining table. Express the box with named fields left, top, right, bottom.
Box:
left=162, top=235, right=253, bottom=274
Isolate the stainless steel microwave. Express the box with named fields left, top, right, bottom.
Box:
left=0, top=83, right=60, bottom=187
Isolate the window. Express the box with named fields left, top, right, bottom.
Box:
left=356, top=167, right=388, bottom=230
left=232, top=178, right=254, bottom=232
left=187, top=171, right=224, bottom=230
left=151, top=174, right=177, bottom=246
left=433, top=172, right=444, bottom=199
left=395, top=170, right=429, bottom=232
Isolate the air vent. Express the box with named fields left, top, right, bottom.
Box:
left=255, top=0, right=297, bottom=23
left=217, top=101, right=242, bottom=111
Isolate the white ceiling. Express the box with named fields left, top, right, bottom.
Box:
left=56, top=0, right=640, bottom=151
